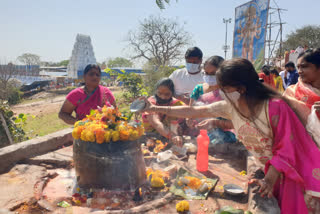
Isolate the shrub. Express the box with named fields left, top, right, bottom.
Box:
left=8, top=88, right=22, bottom=105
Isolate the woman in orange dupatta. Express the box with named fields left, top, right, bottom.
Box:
left=284, top=49, right=320, bottom=146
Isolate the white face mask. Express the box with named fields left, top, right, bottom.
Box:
left=219, top=89, right=241, bottom=103
left=186, top=63, right=200, bottom=74
left=203, top=75, right=217, bottom=86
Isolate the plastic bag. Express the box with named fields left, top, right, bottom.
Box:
left=306, top=106, right=320, bottom=148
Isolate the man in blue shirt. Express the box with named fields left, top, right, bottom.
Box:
left=284, top=61, right=299, bottom=86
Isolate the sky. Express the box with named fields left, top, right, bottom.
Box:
left=0, top=0, right=319, bottom=66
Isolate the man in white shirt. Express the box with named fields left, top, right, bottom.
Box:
left=169, top=47, right=204, bottom=104
left=279, top=69, right=289, bottom=90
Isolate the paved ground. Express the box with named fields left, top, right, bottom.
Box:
left=0, top=144, right=249, bottom=213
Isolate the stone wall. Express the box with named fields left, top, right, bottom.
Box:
left=0, top=128, right=73, bottom=174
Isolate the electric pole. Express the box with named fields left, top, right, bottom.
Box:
left=223, top=18, right=232, bottom=59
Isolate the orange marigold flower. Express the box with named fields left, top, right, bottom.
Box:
left=184, top=176, right=202, bottom=189
left=95, top=128, right=105, bottom=144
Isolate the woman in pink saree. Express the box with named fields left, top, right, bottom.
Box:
left=140, top=58, right=320, bottom=213
left=59, top=64, right=116, bottom=124
left=284, top=49, right=320, bottom=147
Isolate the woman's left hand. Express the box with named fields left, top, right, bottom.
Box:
left=248, top=165, right=280, bottom=198
left=248, top=178, right=274, bottom=198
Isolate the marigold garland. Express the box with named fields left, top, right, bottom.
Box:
left=72, top=106, right=144, bottom=143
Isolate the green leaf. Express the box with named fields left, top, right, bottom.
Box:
left=90, top=109, right=95, bottom=116
left=18, top=113, right=25, bottom=119
left=21, top=115, right=27, bottom=123
left=14, top=118, right=22, bottom=123
left=7, top=111, right=13, bottom=118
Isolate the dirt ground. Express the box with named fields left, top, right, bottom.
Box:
left=0, top=145, right=249, bottom=213
left=11, top=94, right=65, bottom=117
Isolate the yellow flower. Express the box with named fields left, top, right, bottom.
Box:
left=72, top=126, right=83, bottom=139
left=104, top=130, right=111, bottom=143
left=86, top=130, right=95, bottom=142
left=240, top=170, right=247, bottom=176
left=151, top=176, right=164, bottom=188
left=176, top=200, right=189, bottom=212
left=111, top=130, right=120, bottom=142
left=80, top=129, right=88, bottom=141
left=129, top=130, right=139, bottom=141
left=73, top=105, right=145, bottom=143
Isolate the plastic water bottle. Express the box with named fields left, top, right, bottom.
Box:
left=197, top=129, right=209, bottom=172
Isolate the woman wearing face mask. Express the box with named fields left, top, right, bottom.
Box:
left=189, top=56, right=224, bottom=105
left=59, top=64, right=116, bottom=125
left=187, top=56, right=235, bottom=142
left=284, top=48, right=320, bottom=147
left=140, top=58, right=320, bottom=214
left=142, top=78, right=185, bottom=146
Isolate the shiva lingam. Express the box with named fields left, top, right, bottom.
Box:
left=72, top=106, right=146, bottom=190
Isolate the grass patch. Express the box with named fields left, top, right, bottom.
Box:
left=23, top=112, right=71, bottom=138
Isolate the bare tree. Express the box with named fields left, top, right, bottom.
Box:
left=127, top=16, right=192, bottom=67
left=17, top=53, right=40, bottom=66
left=0, top=63, right=18, bottom=100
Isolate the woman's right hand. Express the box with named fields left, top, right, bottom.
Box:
left=138, top=97, right=153, bottom=112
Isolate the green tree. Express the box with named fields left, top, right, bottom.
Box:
left=143, top=60, right=180, bottom=95
left=127, top=15, right=192, bottom=67
left=0, top=101, right=28, bottom=147
left=0, top=63, right=21, bottom=101
left=117, top=73, right=148, bottom=99
left=281, top=25, right=320, bottom=54
left=58, top=60, right=69, bottom=67
left=17, top=53, right=41, bottom=66
left=106, top=57, right=133, bottom=68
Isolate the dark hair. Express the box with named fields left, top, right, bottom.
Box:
left=216, top=58, right=304, bottom=128
left=185, top=47, right=203, bottom=59
left=298, top=48, right=320, bottom=68
left=261, top=64, right=270, bottom=75
left=216, top=59, right=282, bottom=121
left=83, top=64, right=101, bottom=75
left=270, top=69, right=279, bottom=76
left=205, top=55, right=224, bottom=68
left=155, top=78, right=175, bottom=95
left=285, top=61, right=295, bottom=69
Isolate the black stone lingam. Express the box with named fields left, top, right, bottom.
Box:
left=73, top=139, right=146, bottom=190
